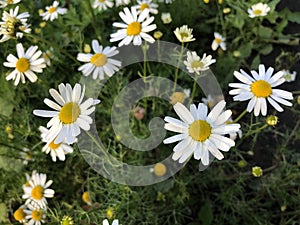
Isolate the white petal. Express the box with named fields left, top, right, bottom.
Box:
left=173, top=103, right=194, bottom=124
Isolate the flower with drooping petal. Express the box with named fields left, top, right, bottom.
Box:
left=229, top=64, right=294, bottom=116
left=173, top=25, right=195, bottom=43
left=0, top=6, right=31, bottom=42
left=0, top=0, right=21, bottom=8
left=110, top=7, right=157, bottom=46
left=248, top=3, right=270, bottom=18
left=3, top=43, right=46, bottom=86
left=280, top=69, right=297, bottom=82
left=103, top=219, right=119, bottom=225
left=92, top=0, right=114, bottom=11
left=161, top=12, right=172, bottom=24
left=77, top=40, right=121, bottom=80
left=23, top=204, right=46, bottom=225
left=211, top=32, right=226, bottom=51
left=184, top=51, right=216, bottom=74
left=133, top=0, right=158, bottom=15
left=115, top=0, right=130, bottom=7
left=40, top=1, right=67, bottom=21
left=33, top=83, right=100, bottom=145
left=22, top=172, right=55, bottom=209
left=39, top=126, right=74, bottom=162
left=163, top=100, right=240, bottom=165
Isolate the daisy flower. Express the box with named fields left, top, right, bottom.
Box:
left=0, top=6, right=31, bottom=42
left=184, top=51, right=216, bottom=74
left=248, top=3, right=270, bottom=18
left=40, top=1, right=67, bottom=21
left=0, top=0, right=21, bottom=8
left=163, top=100, right=240, bottom=165
left=103, top=219, right=119, bottom=225
left=110, top=7, right=157, bottom=46
left=173, top=25, right=195, bottom=43
left=3, top=43, right=46, bottom=86
left=281, top=69, right=297, bottom=82
left=24, top=204, right=46, bottom=225
left=211, top=32, right=226, bottom=51
left=77, top=40, right=121, bottom=80
left=229, top=64, right=294, bottom=116
left=115, top=0, right=130, bottom=7
left=33, top=83, right=100, bottom=144
left=39, top=126, right=74, bottom=162
left=92, top=0, right=114, bottom=11
left=133, top=0, right=158, bottom=15
left=22, top=172, right=55, bottom=209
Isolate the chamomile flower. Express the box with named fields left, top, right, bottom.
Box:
left=229, top=64, right=294, bottom=116
left=110, top=7, right=157, bottom=46
left=184, top=51, right=216, bottom=74
left=40, top=1, right=67, bottom=21
left=173, top=25, right=195, bottom=43
left=163, top=100, right=240, bottom=165
left=115, top=0, right=130, bottom=7
left=24, top=204, right=46, bottom=225
left=3, top=43, right=46, bottom=86
left=134, top=0, right=158, bottom=15
left=22, top=172, right=55, bottom=209
left=92, top=0, right=114, bottom=11
left=0, top=6, right=31, bottom=42
left=0, top=0, right=21, bottom=8
left=39, top=126, right=74, bottom=162
left=77, top=40, right=121, bottom=80
left=248, top=3, right=270, bottom=18
left=33, top=83, right=100, bottom=145
left=211, top=32, right=226, bottom=51
left=103, top=219, right=119, bottom=225
left=281, top=69, right=297, bottom=82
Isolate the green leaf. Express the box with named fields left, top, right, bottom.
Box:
left=258, top=26, right=273, bottom=39
left=0, top=203, right=7, bottom=223
left=198, top=203, right=213, bottom=225
left=239, top=42, right=253, bottom=58
left=232, top=14, right=245, bottom=29
left=260, top=44, right=273, bottom=55
left=276, top=19, right=288, bottom=33
left=251, top=55, right=260, bottom=69
left=0, top=76, right=15, bottom=117
left=0, top=147, right=23, bottom=172
left=268, top=0, right=281, bottom=11
left=287, top=12, right=300, bottom=24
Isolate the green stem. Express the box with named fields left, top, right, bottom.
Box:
left=25, top=34, right=80, bottom=65
left=244, top=124, right=268, bottom=139
left=86, top=0, right=102, bottom=41
left=173, top=42, right=185, bottom=91
left=233, top=109, right=248, bottom=123
left=188, top=76, right=198, bottom=105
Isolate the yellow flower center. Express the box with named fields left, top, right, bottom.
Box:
left=98, top=0, right=105, bottom=2
left=189, top=120, right=212, bottom=142
left=59, top=102, right=81, bottom=124
left=215, top=38, right=222, bottom=44
left=153, top=163, right=167, bottom=176
left=49, top=140, right=61, bottom=149
left=251, top=80, right=272, bottom=98
left=16, top=58, right=30, bottom=73
left=140, top=3, right=149, bottom=10
left=14, top=208, right=26, bottom=221
left=253, top=9, right=262, bottom=15
left=106, top=208, right=114, bottom=219
left=6, top=0, right=13, bottom=4
left=31, top=185, right=44, bottom=200
left=48, top=7, right=57, bottom=13
left=32, top=209, right=43, bottom=221
left=191, top=60, right=204, bottom=69
left=127, top=22, right=142, bottom=36
left=180, top=32, right=189, bottom=39
left=90, top=53, right=107, bottom=67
